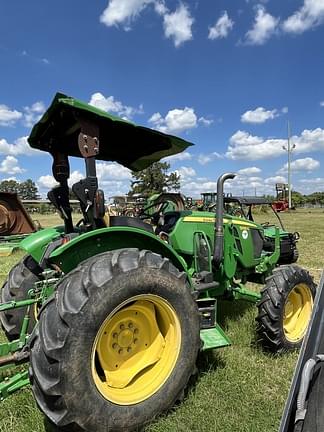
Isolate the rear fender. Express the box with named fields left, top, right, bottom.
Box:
left=49, top=226, right=191, bottom=283
left=19, top=226, right=64, bottom=263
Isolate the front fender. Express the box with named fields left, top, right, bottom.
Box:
left=49, top=227, right=191, bottom=283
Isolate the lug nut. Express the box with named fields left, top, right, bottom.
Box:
left=120, top=324, right=125, bottom=330
left=118, top=349, right=123, bottom=355
left=134, top=328, right=139, bottom=334
left=112, top=343, right=118, bottom=349
left=113, top=333, right=118, bottom=338
left=128, top=322, right=133, bottom=329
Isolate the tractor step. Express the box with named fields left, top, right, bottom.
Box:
left=0, top=370, right=29, bottom=401
left=200, top=324, right=231, bottom=351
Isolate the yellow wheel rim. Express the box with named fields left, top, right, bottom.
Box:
left=91, top=294, right=181, bottom=405
left=283, top=283, right=313, bottom=342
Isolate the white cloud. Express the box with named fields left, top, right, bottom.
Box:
left=198, top=116, right=214, bottom=126
left=208, top=11, right=234, bottom=40
left=163, top=151, right=192, bottom=163
left=0, top=104, right=22, bottom=126
left=296, top=177, right=324, bottom=195
left=245, top=5, right=279, bottom=45
left=154, top=1, right=167, bottom=15
left=37, top=163, right=131, bottom=193
left=176, top=166, right=196, bottom=182
left=100, top=180, right=130, bottom=196
left=149, top=107, right=197, bottom=133
left=300, top=177, right=324, bottom=184
left=287, top=128, right=324, bottom=153
left=277, top=157, right=320, bottom=174
left=37, top=175, right=58, bottom=190
left=197, top=152, right=223, bottom=165
left=97, top=162, right=131, bottom=180
left=0, top=136, right=41, bottom=156
left=68, top=171, right=84, bottom=187
left=320, top=101, right=324, bottom=107
left=100, top=1, right=194, bottom=47
left=23, top=101, right=46, bottom=127
left=264, top=175, right=287, bottom=185
left=37, top=170, right=84, bottom=190
left=282, top=0, right=324, bottom=34
left=226, top=128, right=324, bottom=160
left=227, top=130, right=282, bottom=160
left=297, top=177, right=324, bottom=193
left=162, top=3, right=194, bottom=47
left=89, top=92, right=143, bottom=119
left=282, top=106, right=289, bottom=113
left=237, top=166, right=261, bottom=176
left=229, top=174, right=264, bottom=192
left=180, top=180, right=217, bottom=196
left=0, top=156, right=25, bottom=174
left=100, top=0, right=154, bottom=28
left=241, top=107, right=278, bottom=124
left=0, top=100, right=45, bottom=128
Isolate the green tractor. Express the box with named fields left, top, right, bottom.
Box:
left=223, top=195, right=300, bottom=265
left=0, top=93, right=316, bottom=432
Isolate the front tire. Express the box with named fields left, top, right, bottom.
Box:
left=0, top=255, right=40, bottom=340
left=29, top=249, right=200, bottom=432
left=256, top=265, right=316, bottom=353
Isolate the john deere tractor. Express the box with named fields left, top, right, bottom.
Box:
left=0, top=93, right=316, bottom=432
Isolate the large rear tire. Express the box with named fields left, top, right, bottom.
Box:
left=29, top=249, right=200, bottom=432
left=0, top=255, right=40, bottom=340
left=256, top=265, right=316, bottom=353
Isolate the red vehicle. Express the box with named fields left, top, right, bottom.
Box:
left=272, top=182, right=289, bottom=212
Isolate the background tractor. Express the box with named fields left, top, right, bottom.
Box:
left=0, top=93, right=316, bottom=432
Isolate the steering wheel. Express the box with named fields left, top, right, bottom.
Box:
left=139, top=201, right=169, bottom=221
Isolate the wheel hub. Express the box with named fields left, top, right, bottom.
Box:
left=91, top=294, right=181, bottom=405
left=284, top=283, right=313, bottom=342
left=117, top=326, right=135, bottom=348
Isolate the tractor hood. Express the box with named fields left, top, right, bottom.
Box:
left=28, top=93, right=194, bottom=171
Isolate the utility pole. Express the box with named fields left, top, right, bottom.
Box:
left=282, top=121, right=296, bottom=209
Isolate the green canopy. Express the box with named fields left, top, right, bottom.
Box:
left=28, top=93, right=194, bottom=171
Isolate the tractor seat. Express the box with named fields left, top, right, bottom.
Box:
left=155, top=211, right=181, bottom=235
left=109, top=216, right=154, bottom=234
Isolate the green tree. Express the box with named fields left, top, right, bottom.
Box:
left=0, top=179, right=39, bottom=199
left=0, top=179, right=20, bottom=194
left=291, top=190, right=306, bottom=207
left=306, top=192, right=324, bottom=206
left=18, top=179, right=39, bottom=199
left=128, top=162, right=180, bottom=196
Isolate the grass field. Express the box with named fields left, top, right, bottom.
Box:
left=0, top=210, right=323, bottom=432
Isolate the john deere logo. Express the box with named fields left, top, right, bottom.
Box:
left=242, top=230, right=249, bottom=240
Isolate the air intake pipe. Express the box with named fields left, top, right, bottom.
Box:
left=212, top=173, right=236, bottom=268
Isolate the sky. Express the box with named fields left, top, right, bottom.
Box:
left=1, top=0, right=324, bottom=199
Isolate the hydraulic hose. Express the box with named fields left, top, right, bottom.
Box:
left=295, top=354, right=324, bottom=424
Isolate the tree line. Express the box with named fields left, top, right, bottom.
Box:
left=0, top=179, right=39, bottom=199
left=1, top=165, right=324, bottom=207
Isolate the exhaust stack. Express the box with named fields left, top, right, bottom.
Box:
left=213, top=173, right=236, bottom=268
